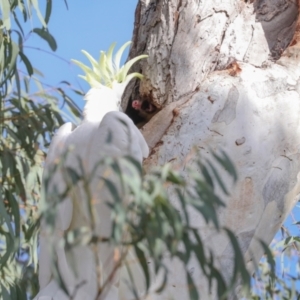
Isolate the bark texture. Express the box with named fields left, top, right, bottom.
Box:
left=123, top=0, right=300, bottom=298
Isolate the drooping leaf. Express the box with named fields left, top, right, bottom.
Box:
left=19, top=51, right=33, bottom=76
left=1, top=283, right=11, bottom=300
left=0, top=41, right=19, bottom=86
left=45, top=0, right=52, bottom=24
left=32, top=28, right=57, bottom=51
left=134, top=244, right=150, bottom=291
left=187, top=272, right=199, bottom=300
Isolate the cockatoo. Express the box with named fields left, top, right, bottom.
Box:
left=34, top=42, right=149, bottom=300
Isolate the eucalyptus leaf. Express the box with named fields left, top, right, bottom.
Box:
left=32, top=28, right=57, bottom=51
left=45, top=0, right=52, bottom=24
left=19, top=51, right=33, bottom=76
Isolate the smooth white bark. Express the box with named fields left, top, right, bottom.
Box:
left=124, top=0, right=300, bottom=298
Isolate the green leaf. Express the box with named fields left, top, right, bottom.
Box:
left=63, top=0, right=69, bottom=9
left=199, top=162, right=214, bottom=188
left=0, top=228, right=15, bottom=269
left=206, top=160, right=229, bottom=195
left=19, top=51, right=33, bottom=76
left=102, top=177, right=122, bottom=203
left=65, top=167, right=81, bottom=185
left=187, top=272, right=199, bottom=300
left=16, top=282, right=28, bottom=300
left=57, top=88, right=81, bottom=118
left=224, top=228, right=250, bottom=289
left=1, top=283, right=10, bottom=300
left=134, top=244, right=150, bottom=291
left=0, top=191, right=14, bottom=236
left=45, top=0, right=52, bottom=24
left=52, top=254, right=70, bottom=296
left=6, top=191, right=20, bottom=240
left=191, top=229, right=206, bottom=271
left=15, top=64, right=21, bottom=101
left=259, top=239, right=276, bottom=276
left=212, top=150, right=237, bottom=182
left=123, top=257, right=140, bottom=299
left=12, top=12, right=24, bottom=36
left=32, top=28, right=57, bottom=51
left=284, top=236, right=293, bottom=245
left=0, top=41, right=19, bottom=86
left=155, top=266, right=168, bottom=293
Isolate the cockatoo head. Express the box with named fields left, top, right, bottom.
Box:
left=72, top=42, right=148, bottom=112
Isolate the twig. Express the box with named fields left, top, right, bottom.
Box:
left=24, top=46, right=72, bottom=65
left=96, top=247, right=129, bottom=299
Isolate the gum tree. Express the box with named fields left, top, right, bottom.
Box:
left=123, top=0, right=300, bottom=298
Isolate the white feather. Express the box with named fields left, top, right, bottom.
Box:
left=35, top=85, right=149, bottom=300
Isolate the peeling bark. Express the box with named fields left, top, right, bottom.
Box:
left=123, top=0, right=300, bottom=298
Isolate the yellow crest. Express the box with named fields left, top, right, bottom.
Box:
left=71, top=41, right=148, bottom=89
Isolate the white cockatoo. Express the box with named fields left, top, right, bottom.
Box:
left=34, top=42, right=149, bottom=300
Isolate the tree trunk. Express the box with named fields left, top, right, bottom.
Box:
left=123, top=0, right=300, bottom=298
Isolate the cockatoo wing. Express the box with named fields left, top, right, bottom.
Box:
left=131, top=122, right=149, bottom=159
left=38, top=112, right=149, bottom=299
left=92, top=112, right=149, bottom=299
left=95, top=111, right=149, bottom=161
left=39, top=122, right=75, bottom=290
left=42, top=121, right=76, bottom=230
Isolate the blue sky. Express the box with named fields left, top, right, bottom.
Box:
left=24, top=0, right=138, bottom=110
